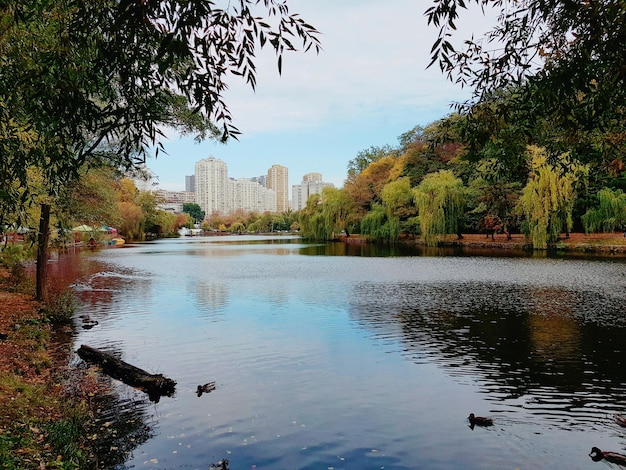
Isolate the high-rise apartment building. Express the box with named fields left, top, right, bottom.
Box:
left=267, top=164, right=289, bottom=212
left=195, top=157, right=230, bottom=215
left=185, top=175, right=196, bottom=193
left=292, top=173, right=334, bottom=211
left=233, top=178, right=276, bottom=213
left=302, top=172, right=322, bottom=183
left=193, top=157, right=277, bottom=215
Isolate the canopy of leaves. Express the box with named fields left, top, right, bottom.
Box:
left=426, top=1, right=625, bottom=168
left=413, top=170, right=465, bottom=246
left=582, top=188, right=626, bottom=233
left=183, top=203, right=205, bottom=223
left=516, top=146, right=586, bottom=248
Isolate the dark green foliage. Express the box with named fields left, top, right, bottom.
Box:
left=346, top=145, right=397, bottom=182
left=582, top=188, right=626, bottom=233
left=183, top=203, right=205, bottom=223
left=426, top=0, right=625, bottom=167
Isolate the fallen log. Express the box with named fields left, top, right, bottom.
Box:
left=77, top=344, right=176, bottom=402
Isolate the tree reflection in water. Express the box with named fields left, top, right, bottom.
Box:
left=349, top=280, right=626, bottom=430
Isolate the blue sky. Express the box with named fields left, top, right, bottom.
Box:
left=147, top=1, right=495, bottom=191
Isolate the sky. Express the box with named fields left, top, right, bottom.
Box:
left=147, top=0, right=496, bottom=192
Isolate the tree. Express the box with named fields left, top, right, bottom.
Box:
left=582, top=188, right=626, bottom=234
left=183, top=203, right=205, bottom=224
left=379, top=177, right=416, bottom=241
left=360, top=204, right=394, bottom=241
left=1, top=1, right=320, bottom=300
left=343, top=155, right=400, bottom=215
left=413, top=170, right=466, bottom=246
left=516, top=146, right=586, bottom=249
left=426, top=0, right=626, bottom=168
left=346, top=145, right=397, bottom=183
left=298, top=194, right=325, bottom=240
left=320, top=187, right=353, bottom=239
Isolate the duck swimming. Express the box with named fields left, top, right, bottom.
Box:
left=589, top=447, right=626, bottom=465
left=468, top=413, right=493, bottom=427
left=197, top=382, right=216, bottom=397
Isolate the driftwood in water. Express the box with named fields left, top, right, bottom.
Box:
left=77, top=344, right=176, bottom=402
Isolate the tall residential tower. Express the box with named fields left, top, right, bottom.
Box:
left=267, top=164, right=289, bottom=212
left=195, top=157, right=230, bottom=215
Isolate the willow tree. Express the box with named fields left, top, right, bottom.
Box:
left=517, top=146, right=586, bottom=249
left=582, top=188, right=626, bottom=233
left=1, top=1, right=319, bottom=300
left=413, top=170, right=465, bottom=246
left=320, top=187, right=354, bottom=239
left=360, top=204, right=395, bottom=241
left=361, top=177, right=415, bottom=242
left=298, top=194, right=325, bottom=240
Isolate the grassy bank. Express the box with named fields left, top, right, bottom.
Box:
left=0, top=264, right=104, bottom=469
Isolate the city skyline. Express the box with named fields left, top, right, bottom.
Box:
left=156, top=158, right=334, bottom=215
left=153, top=153, right=329, bottom=197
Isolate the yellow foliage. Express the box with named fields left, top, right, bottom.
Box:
left=517, top=146, right=587, bottom=249
left=413, top=170, right=465, bottom=246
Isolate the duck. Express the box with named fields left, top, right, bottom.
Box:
left=196, top=382, right=216, bottom=397
left=81, top=318, right=99, bottom=330
left=468, top=413, right=493, bottom=427
left=589, top=447, right=626, bottom=465
left=615, top=415, right=626, bottom=427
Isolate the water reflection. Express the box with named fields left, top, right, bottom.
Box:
left=349, top=280, right=626, bottom=430
left=191, top=280, right=228, bottom=318
left=89, top=386, right=155, bottom=468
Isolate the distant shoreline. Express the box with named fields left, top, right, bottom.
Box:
left=338, top=232, right=626, bottom=255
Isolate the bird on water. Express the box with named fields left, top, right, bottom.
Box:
left=589, top=447, right=626, bottom=465
left=467, top=413, right=493, bottom=428
left=197, top=382, right=216, bottom=397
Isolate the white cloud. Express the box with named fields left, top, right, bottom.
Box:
left=218, top=1, right=498, bottom=135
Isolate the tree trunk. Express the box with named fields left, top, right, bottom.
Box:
left=77, top=344, right=177, bottom=402
left=36, top=203, right=51, bottom=302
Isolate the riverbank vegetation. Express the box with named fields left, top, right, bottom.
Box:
left=0, top=256, right=100, bottom=469
left=297, top=0, right=626, bottom=249
left=296, top=124, right=626, bottom=250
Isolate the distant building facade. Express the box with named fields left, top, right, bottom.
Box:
left=194, top=157, right=278, bottom=215
left=291, top=173, right=334, bottom=211
left=155, top=189, right=195, bottom=205
left=185, top=175, right=196, bottom=193
left=251, top=175, right=267, bottom=188
left=267, top=164, right=289, bottom=212
left=195, top=157, right=230, bottom=215
left=233, top=178, right=276, bottom=213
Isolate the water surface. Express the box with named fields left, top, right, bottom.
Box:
left=63, top=235, right=626, bottom=469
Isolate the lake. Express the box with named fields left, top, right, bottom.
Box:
left=56, top=235, right=626, bottom=469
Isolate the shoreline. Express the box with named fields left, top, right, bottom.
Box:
left=339, top=232, right=626, bottom=255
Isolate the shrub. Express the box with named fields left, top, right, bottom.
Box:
left=41, top=289, right=77, bottom=324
